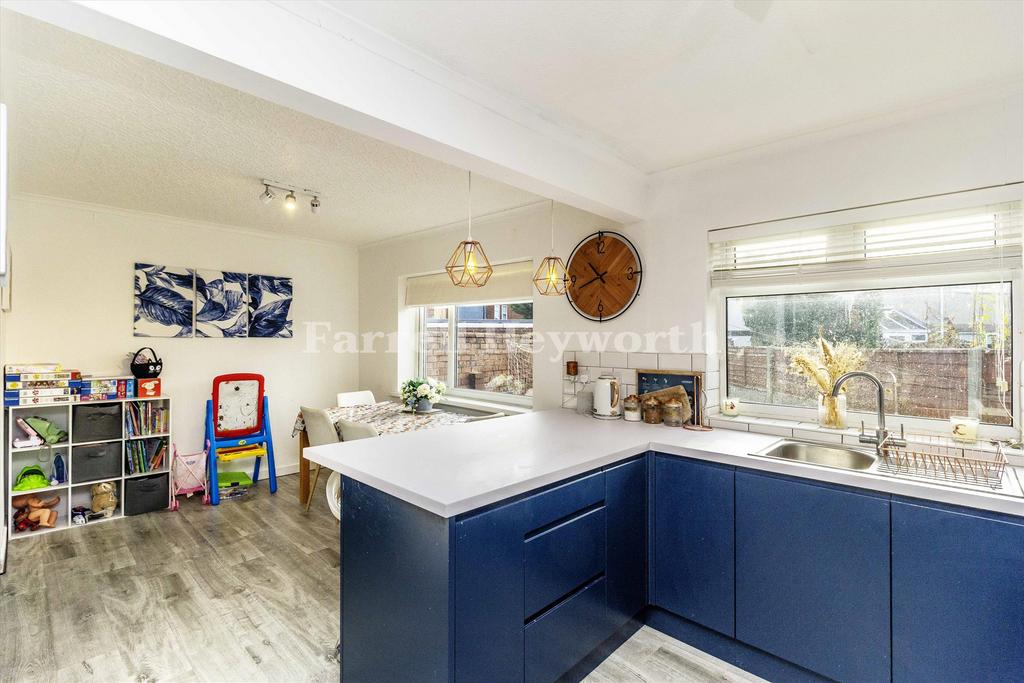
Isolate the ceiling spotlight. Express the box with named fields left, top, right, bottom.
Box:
left=284, top=191, right=297, bottom=210
left=310, top=196, right=321, bottom=214
left=259, top=185, right=275, bottom=204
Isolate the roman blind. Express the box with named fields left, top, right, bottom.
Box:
left=405, top=260, right=533, bottom=306
left=709, top=194, right=1023, bottom=283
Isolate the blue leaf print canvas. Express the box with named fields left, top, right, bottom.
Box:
left=134, top=263, right=194, bottom=337
left=248, top=274, right=293, bottom=338
left=196, top=269, right=248, bottom=338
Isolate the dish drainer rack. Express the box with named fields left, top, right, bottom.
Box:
left=878, top=435, right=1007, bottom=489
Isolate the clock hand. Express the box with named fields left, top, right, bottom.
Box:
left=588, top=262, right=601, bottom=277
left=578, top=275, right=601, bottom=289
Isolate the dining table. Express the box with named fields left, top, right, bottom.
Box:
left=291, top=401, right=472, bottom=503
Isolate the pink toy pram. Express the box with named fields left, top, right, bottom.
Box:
left=170, top=444, right=210, bottom=509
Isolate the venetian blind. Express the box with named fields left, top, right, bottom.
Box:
left=405, top=260, right=534, bottom=306
left=709, top=196, right=1023, bottom=283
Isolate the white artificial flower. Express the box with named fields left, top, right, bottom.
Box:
left=416, top=384, right=430, bottom=397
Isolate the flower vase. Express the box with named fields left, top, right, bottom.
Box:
left=415, top=398, right=433, bottom=413
left=818, top=393, right=847, bottom=429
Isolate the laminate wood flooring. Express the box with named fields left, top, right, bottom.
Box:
left=1, top=474, right=762, bottom=683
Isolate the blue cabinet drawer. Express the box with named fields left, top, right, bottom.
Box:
left=525, top=576, right=608, bottom=683
left=519, top=470, right=605, bottom=533
left=525, top=505, right=606, bottom=618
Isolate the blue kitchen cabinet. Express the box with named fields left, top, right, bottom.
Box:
left=652, top=454, right=735, bottom=637
left=735, top=471, right=891, bottom=683
left=892, top=499, right=1024, bottom=682
left=605, top=456, right=647, bottom=627
left=454, top=470, right=613, bottom=682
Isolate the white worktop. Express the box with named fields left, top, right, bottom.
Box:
left=304, top=409, right=1024, bottom=519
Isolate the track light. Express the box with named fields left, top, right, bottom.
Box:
left=259, top=179, right=322, bottom=213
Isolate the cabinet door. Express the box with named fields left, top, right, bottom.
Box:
left=892, top=500, right=1024, bottom=682
left=735, top=471, right=891, bottom=683
left=605, top=456, right=647, bottom=627
left=653, top=454, right=735, bottom=637
left=453, top=502, right=523, bottom=682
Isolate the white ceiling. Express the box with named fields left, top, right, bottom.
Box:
left=334, top=0, right=1024, bottom=172
left=0, top=10, right=544, bottom=245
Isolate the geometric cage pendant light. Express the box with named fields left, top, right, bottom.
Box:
left=446, top=170, right=493, bottom=288
left=533, top=200, right=568, bottom=296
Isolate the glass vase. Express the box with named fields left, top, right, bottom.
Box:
left=818, top=393, right=847, bottom=429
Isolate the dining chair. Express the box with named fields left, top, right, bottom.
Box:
left=337, top=390, right=376, bottom=407
left=304, top=413, right=379, bottom=513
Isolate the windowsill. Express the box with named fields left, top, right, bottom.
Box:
left=389, top=393, right=531, bottom=416
left=708, top=412, right=1024, bottom=467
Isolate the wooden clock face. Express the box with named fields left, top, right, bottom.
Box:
left=565, top=231, right=642, bottom=322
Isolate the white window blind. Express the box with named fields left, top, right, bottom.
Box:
left=709, top=200, right=1022, bottom=283
left=405, top=260, right=533, bottom=306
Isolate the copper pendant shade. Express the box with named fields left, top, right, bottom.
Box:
left=446, top=171, right=493, bottom=288
left=533, top=200, right=567, bottom=296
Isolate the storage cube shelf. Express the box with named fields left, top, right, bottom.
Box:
left=5, top=396, right=172, bottom=540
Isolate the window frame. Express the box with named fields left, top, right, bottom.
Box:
left=714, top=265, right=1022, bottom=440
left=416, top=302, right=534, bottom=408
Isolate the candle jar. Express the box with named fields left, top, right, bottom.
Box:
left=566, top=360, right=579, bottom=376
left=642, top=396, right=662, bottom=424
left=950, top=416, right=979, bottom=443
left=623, top=394, right=642, bottom=422
left=662, top=397, right=685, bottom=427
left=721, top=396, right=740, bottom=417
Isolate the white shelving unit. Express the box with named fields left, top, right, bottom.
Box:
left=5, top=395, right=172, bottom=540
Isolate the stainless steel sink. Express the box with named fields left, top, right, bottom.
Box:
left=754, top=440, right=877, bottom=471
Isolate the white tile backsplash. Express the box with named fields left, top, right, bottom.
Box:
left=711, top=417, right=747, bottom=431
left=658, top=353, right=692, bottom=371
left=627, top=353, right=658, bottom=369
left=576, top=351, right=601, bottom=367
left=601, top=352, right=627, bottom=368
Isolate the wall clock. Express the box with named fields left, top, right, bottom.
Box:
left=565, top=231, right=642, bottom=322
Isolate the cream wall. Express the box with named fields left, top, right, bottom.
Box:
left=359, top=91, right=1023, bottom=411
left=3, top=196, right=360, bottom=474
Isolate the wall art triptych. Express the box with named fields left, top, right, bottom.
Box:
left=134, top=263, right=293, bottom=339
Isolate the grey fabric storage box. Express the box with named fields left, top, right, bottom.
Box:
left=125, top=473, right=169, bottom=516
left=71, top=442, right=122, bottom=483
left=72, top=404, right=122, bottom=442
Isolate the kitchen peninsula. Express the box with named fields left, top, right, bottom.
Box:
left=305, top=410, right=1024, bottom=683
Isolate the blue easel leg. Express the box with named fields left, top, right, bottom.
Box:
left=205, top=400, right=220, bottom=506
left=263, top=395, right=277, bottom=495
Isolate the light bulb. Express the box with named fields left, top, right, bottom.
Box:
left=284, top=191, right=297, bottom=210
left=547, top=266, right=559, bottom=286
left=466, top=250, right=478, bottom=274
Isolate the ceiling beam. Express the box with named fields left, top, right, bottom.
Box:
left=5, top=0, right=647, bottom=223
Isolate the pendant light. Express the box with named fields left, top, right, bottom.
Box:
left=446, top=171, right=493, bottom=287
left=533, top=200, right=568, bottom=296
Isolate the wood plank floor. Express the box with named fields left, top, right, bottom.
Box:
left=1, top=473, right=761, bottom=683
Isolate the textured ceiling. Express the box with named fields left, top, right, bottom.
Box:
left=335, top=0, right=1024, bottom=172
left=0, top=10, right=542, bottom=245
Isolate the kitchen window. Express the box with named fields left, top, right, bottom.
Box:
left=726, top=283, right=1013, bottom=425
left=418, top=301, right=534, bottom=402
left=711, top=191, right=1022, bottom=433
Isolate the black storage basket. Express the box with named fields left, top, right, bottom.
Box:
left=130, top=347, right=163, bottom=379
left=125, top=473, right=169, bottom=516
left=72, top=443, right=122, bottom=484
left=72, top=404, right=122, bottom=442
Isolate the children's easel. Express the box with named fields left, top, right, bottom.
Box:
left=204, top=373, right=277, bottom=505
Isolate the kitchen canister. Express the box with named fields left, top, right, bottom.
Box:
left=662, top=397, right=685, bottom=427
left=623, top=395, right=642, bottom=422
left=642, top=396, right=662, bottom=424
